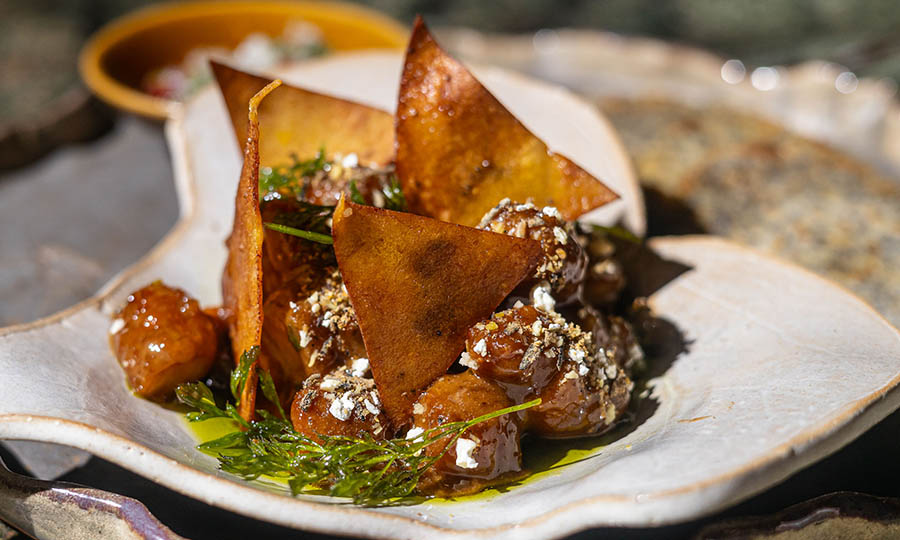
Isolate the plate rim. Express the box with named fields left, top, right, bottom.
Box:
left=1, top=233, right=899, bottom=538
left=2, top=54, right=900, bottom=538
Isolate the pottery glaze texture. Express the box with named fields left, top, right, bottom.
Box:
left=0, top=52, right=898, bottom=539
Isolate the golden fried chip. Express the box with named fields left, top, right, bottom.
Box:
left=211, top=61, right=394, bottom=166
left=332, top=196, right=543, bottom=426
left=222, top=79, right=282, bottom=421
left=395, top=17, right=619, bottom=226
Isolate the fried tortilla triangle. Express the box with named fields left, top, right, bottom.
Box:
left=211, top=61, right=394, bottom=166
left=222, top=79, right=282, bottom=421
left=395, top=17, right=619, bottom=226
left=332, top=197, right=543, bottom=426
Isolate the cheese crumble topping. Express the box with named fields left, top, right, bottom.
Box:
left=455, top=438, right=479, bottom=469
left=531, top=282, right=556, bottom=313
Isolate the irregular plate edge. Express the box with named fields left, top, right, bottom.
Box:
left=0, top=59, right=899, bottom=538
left=0, top=236, right=899, bottom=539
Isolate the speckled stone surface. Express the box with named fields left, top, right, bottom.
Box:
left=600, top=98, right=900, bottom=328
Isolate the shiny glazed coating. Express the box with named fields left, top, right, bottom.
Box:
left=464, top=305, right=634, bottom=437
left=574, top=305, right=645, bottom=374
left=110, top=282, right=218, bottom=399
left=262, top=267, right=366, bottom=399
left=412, top=371, right=523, bottom=496
left=582, top=232, right=627, bottom=307
left=290, top=365, right=391, bottom=441
left=478, top=199, right=587, bottom=306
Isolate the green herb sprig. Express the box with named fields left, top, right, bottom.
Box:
left=176, top=358, right=538, bottom=506
left=259, top=150, right=329, bottom=201
left=592, top=224, right=642, bottom=244
left=380, top=175, right=407, bottom=212
left=263, top=223, right=334, bottom=244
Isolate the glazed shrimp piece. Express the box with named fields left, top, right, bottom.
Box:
left=463, top=305, right=637, bottom=437
left=290, top=362, right=392, bottom=441
left=110, top=282, right=218, bottom=399
left=262, top=267, right=367, bottom=400
left=477, top=199, right=588, bottom=307
left=410, top=371, right=524, bottom=496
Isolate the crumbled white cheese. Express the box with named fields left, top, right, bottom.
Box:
left=412, top=402, right=425, bottom=415
left=109, top=318, right=125, bottom=335
left=320, top=311, right=333, bottom=329
left=405, top=427, right=425, bottom=442
left=531, top=282, right=556, bottom=313
left=455, top=438, right=479, bottom=469
left=578, top=363, right=590, bottom=376
left=363, top=398, right=380, bottom=416
left=606, top=403, right=617, bottom=422
left=472, top=338, right=487, bottom=356
left=319, top=376, right=339, bottom=391
left=568, top=347, right=585, bottom=364
left=542, top=206, right=562, bottom=219
left=351, top=357, right=370, bottom=377
left=564, top=370, right=578, bottom=380
left=553, top=226, right=568, bottom=244
left=297, top=329, right=312, bottom=348
left=341, top=153, right=359, bottom=168
left=513, top=300, right=524, bottom=309
left=459, top=351, right=478, bottom=370
left=605, top=364, right=618, bottom=379
left=513, top=221, right=527, bottom=238
left=531, top=320, right=543, bottom=336
left=328, top=394, right=352, bottom=421
left=514, top=202, right=535, bottom=212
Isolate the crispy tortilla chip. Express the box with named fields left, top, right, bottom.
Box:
left=332, top=196, right=543, bottom=426
left=222, top=79, right=282, bottom=421
left=395, top=17, right=619, bottom=226
left=211, top=61, right=394, bottom=166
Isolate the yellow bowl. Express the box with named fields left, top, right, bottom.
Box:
left=79, top=1, right=408, bottom=119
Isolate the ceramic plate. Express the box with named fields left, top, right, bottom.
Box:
left=1, top=52, right=898, bottom=539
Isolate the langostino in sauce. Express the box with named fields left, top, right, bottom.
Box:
left=108, top=17, right=643, bottom=501
left=109, top=181, right=644, bottom=496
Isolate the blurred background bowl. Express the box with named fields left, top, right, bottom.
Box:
left=78, top=1, right=407, bottom=120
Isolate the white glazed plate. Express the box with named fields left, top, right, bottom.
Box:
left=1, top=52, right=899, bottom=539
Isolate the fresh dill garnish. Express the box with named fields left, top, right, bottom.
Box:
left=350, top=174, right=406, bottom=212
left=269, top=202, right=334, bottom=228
left=381, top=175, right=407, bottom=212
left=592, top=225, right=641, bottom=244
left=259, top=148, right=409, bottom=245
left=349, top=180, right=366, bottom=205
left=230, top=347, right=258, bottom=407
left=347, top=176, right=406, bottom=211
left=259, top=149, right=329, bottom=201
left=264, top=201, right=334, bottom=246
left=176, top=360, right=539, bottom=506
left=263, top=223, right=334, bottom=244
